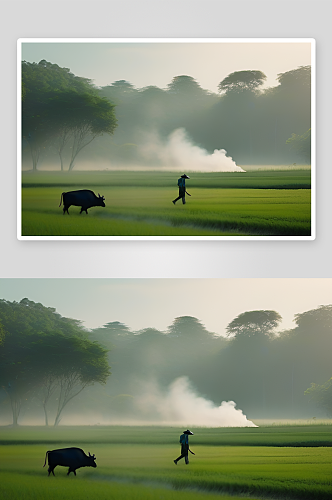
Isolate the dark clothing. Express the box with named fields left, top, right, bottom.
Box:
left=174, top=433, right=192, bottom=464
left=175, top=443, right=189, bottom=464
left=173, top=177, right=188, bottom=205
left=173, top=186, right=186, bottom=204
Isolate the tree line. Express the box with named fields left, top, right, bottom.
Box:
left=0, top=299, right=110, bottom=426
left=22, top=60, right=311, bottom=171
left=22, top=60, right=117, bottom=171
left=1, top=298, right=329, bottom=425
left=89, top=308, right=332, bottom=420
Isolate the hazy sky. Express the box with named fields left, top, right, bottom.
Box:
left=20, top=40, right=312, bottom=94
left=0, top=278, right=330, bottom=335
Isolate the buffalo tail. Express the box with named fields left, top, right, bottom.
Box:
left=43, top=451, right=49, bottom=467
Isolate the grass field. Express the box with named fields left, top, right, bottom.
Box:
left=20, top=170, right=312, bottom=237
left=0, top=425, right=331, bottom=500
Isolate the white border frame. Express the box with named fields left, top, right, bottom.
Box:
left=17, top=38, right=316, bottom=241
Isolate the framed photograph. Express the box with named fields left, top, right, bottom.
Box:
left=18, top=38, right=315, bottom=240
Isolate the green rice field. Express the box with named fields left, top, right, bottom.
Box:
left=0, top=424, right=331, bottom=500
left=20, top=169, right=312, bottom=237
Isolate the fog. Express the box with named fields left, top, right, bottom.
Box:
left=1, top=377, right=256, bottom=427
left=22, top=52, right=311, bottom=172
left=23, top=128, right=245, bottom=173
left=2, top=292, right=330, bottom=427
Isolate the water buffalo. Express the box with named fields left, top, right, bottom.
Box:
left=43, top=447, right=97, bottom=476
left=59, top=189, right=105, bottom=214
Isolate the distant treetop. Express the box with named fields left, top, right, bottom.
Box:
left=276, top=65, right=311, bottom=89
left=166, top=75, right=206, bottom=96
left=226, top=310, right=282, bottom=338
left=218, top=70, right=267, bottom=94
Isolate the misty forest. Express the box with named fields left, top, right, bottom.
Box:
left=0, top=298, right=331, bottom=427
left=22, top=60, right=311, bottom=170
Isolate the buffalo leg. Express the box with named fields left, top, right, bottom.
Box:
left=48, top=466, right=55, bottom=476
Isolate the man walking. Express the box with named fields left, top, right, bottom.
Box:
left=172, top=174, right=191, bottom=205
left=174, top=429, right=195, bottom=465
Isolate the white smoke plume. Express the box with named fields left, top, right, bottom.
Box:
left=131, top=376, right=257, bottom=427
left=138, top=128, right=245, bottom=173
left=4, top=376, right=257, bottom=426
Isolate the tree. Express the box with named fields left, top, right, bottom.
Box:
left=223, top=309, right=280, bottom=397
left=276, top=65, right=311, bottom=90
left=45, top=91, right=77, bottom=171
left=167, top=316, right=209, bottom=337
left=91, top=321, right=132, bottom=348
left=268, top=66, right=311, bottom=164
left=167, top=75, right=207, bottom=96
left=22, top=95, right=55, bottom=170
left=22, top=60, right=117, bottom=171
left=29, top=332, right=110, bottom=426
left=132, top=86, right=170, bottom=130
left=52, top=336, right=110, bottom=426
left=286, top=129, right=311, bottom=163
left=0, top=330, right=41, bottom=425
left=293, top=305, right=332, bottom=336
left=0, top=320, right=4, bottom=346
left=226, top=310, right=282, bottom=338
left=23, top=90, right=117, bottom=172
left=131, top=327, right=169, bottom=374
left=213, top=310, right=283, bottom=415
left=164, top=316, right=224, bottom=397
left=22, top=59, right=96, bottom=95
left=99, top=80, right=137, bottom=104
left=272, top=305, right=332, bottom=417
left=64, top=92, right=117, bottom=171
left=22, top=59, right=98, bottom=170
left=305, top=378, right=332, bottom=417
left=0, top=298, right=110, bottom=426
left=218, top=70, right=267, bottom=94
left=0, top=299, right=67, bottom=425
left=214, top=71, right=267, bottom=163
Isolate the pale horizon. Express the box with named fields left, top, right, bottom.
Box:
left=20, top=39, right=312, bottom=94
left=0, top=278, right=329, bottom=335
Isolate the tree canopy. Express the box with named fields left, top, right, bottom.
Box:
left=292, top=305, right=332, bottom=336
left=167, top=75, right=207, bottom=96
left=286, top=128, right=311, bottom=163
left=22, top=60, right=117, bottom=170
left=276, top=65, right=311, bottom=90
left=226, top=310, right=282, bottom=338
left=0, top=299, right=110, bottom=426
left=305, top=378, right=332, bottom=417
left=22, top=59, right=96, bottom=95
left=218, top=70, right=267, bottom=94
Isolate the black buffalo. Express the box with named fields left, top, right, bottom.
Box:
left=59, top=189, right=105, bottom=214
left=43, top=447, right=97, bottom=476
